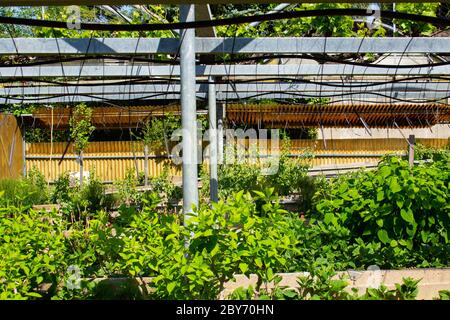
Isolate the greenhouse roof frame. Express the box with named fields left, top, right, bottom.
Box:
left=1, top=37, right=450, bottom=55
left=0, top=0, right=442, bottom=5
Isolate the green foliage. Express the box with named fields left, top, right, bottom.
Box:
left=394, top=3, right=440, bottom=36
left=69, top=104, right=95, bottom=156
left=24, top=127, right=69, bottom=143
left=216, top=162, right=261, bottom=199
left=76, top=169, right=115, bottom=214
left=312, top=156, right=450, bottom=269
left=414, top=143, right=450, bottom=162
left=50, top=170, right=114, bottom=221
left=362, top=277, right=420, bottom=300
left=117, top=188, right=299, bottom=299
left=214, top=3, right=442, bottom=38
left=50, top=172, right=72, bottom=204
left=203, top=136, right=315, bottom=212
left=114, top=168, right=141, bottom=207
left=437, top=290, right=450, bottom=300
left=230, top=264, right=422, bottom=301
left=4, top=104, right=36, bottom=117
left=0, top=207, right=67, bottom=299
left=0, top=155, right=449, bottom=300
left=216, top=3, right=358, bottom=37
left=148, top=165, right=182, bottom=204
left=0, top=195, right=125, bottom=299
left=139, top=114, right=180, bottom=154
left=294, top=263, right=354, bottom=300
left=0, top=169, right=48, bottom=207
left=0, top=6, right=177, bottom=38
left=26, top=167, right=48, bottom=197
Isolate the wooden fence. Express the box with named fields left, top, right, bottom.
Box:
left=23, top=138, right=449, bottom=182
left=0, top=114, right=23, bottom=179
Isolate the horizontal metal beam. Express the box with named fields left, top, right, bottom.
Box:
left=1, top=38, right=450, bottom=55
left=2, top=64, right=450, bottom=78
left=2, top=82, right=449, bottom=96
left=26, top=154, right=172, bottom=160
left=2, top=92, right=448, bottom=104
left=25, top=153, right=406, bottom=160
left=3, top=1, right=437, bottom=6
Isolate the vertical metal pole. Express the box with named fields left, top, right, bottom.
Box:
left=180, top=4, right=199, bottom=220
left=393, top=3, right=397, bottom=35
left=21, top=124, right=27, bottom=177
left=408, top=134, right=415, bottom=167
left=208, top=76, right=218, bottom=203
left=144, top=144, right=149, bottom=186
left=79, top=151, right=84, bottom=186
left=217, top=103, right=224, bottom=164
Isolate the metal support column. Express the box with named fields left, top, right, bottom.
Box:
left=208, top=76, right=218, bottom=203
left=408, top=135, right=415, bottom=167
left=217, top=103, right=224, bottom=164
left=21, top=124, right=27, bottom=177
left=180, top=4, right=199, bottom=220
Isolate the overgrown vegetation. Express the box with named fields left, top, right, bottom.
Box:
left=0, top=155, right=449, bottom=299
left=201, top=136, right=319, bottom=212
left=0, top=167, right=48, bottom=207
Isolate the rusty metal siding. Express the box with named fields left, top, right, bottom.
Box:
left=227, top=103, right=450, bottom=128
left=25, top=138, right=448, bottom=182
left=0, top=114, right=23, bottom=179
left=26, top=140, right=181, bottom=182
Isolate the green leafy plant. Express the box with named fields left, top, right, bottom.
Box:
left=0, top=173, right=48, bottom=208
left=312, top=156, right=450, bottom=269
left=436, top=290, right=450, bottom=300
left=50, top=172, right=72, bottom=204
left=114, top=168, right=141, bottom=207
left=362, top=277, right=420, bottom=300
left=69, top=104, right=95, bottom=186
left=414, top=143, right=450, bottom=162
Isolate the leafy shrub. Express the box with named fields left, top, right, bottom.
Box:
left=139, top=113, right=180, bottom=154
left=0, top=205, right=69, bottom=299
left=0, top=173, right=48, bottom=207
left=229, top=257, right=422, bottom=300
left=117, top=188, right=300, bottom=299
left=312, top=156, right=450, bottom=269
left=25, top=167, right=48, bottom=196
left=115, top=168, right=141, bottom=207
left=414, top=143, right=450, bottom=162
left=148, top=165, right=182, bottom=204
left=437, top=290, right=450, bottom=300
left=50, top=172, right=72, bottom=204
left=216, top=162, right=261, bottom=199
left=0, top=192, right=125, bottom=299
left=203, top=136, right=316, bottom=212
left=262, top=139, right=312, bottom=197
left=51, top=170, right=115, bottom=221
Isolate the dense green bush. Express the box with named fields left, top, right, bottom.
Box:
left=51, top=170, right=115, bottom=222
left=0, top=155, right=449, bottom=300
left=311, top=156, right=450, bottom=269
left=414, top=142, right=450, bottom=162
left=0, top=168, right=48, bottom=207
left=116, top=188, right=299, bottom=299
left=202, top=137, right=318, bottom=212
left=0, top=205, right=67, bottom=299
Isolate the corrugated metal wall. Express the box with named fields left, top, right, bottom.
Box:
left=0, top=114, right=23, bottom=179
left=26, top=141, right=181, bottom=182
left=25, top=138, right=449, bottom=182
